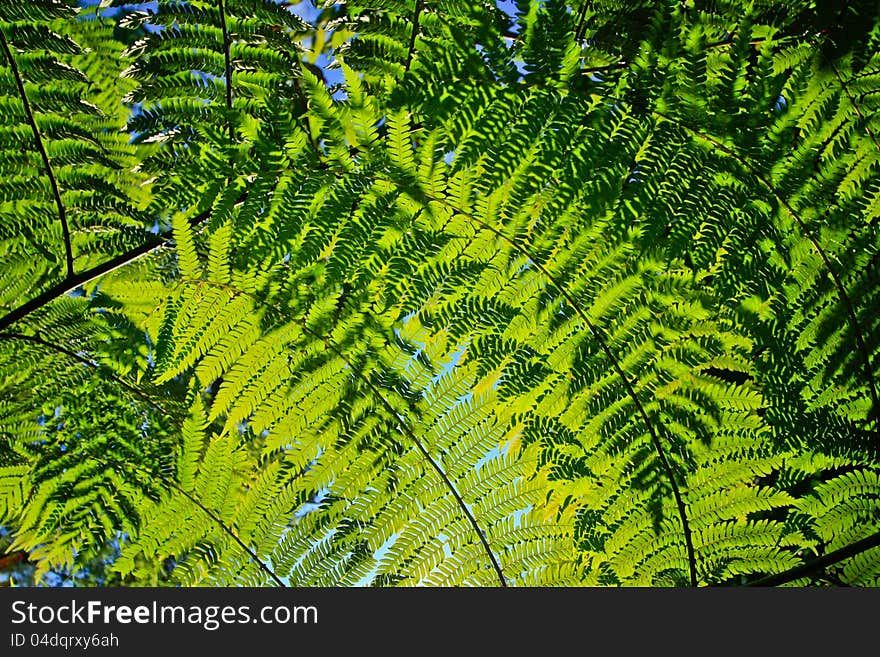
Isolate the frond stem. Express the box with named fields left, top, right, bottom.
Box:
left=828, top=60, right=880, bottom=152
left=301, top=320, right=509, bottom=586
left=574, top=2, right=589, bottom=43
left=0, top=194, right=244, bottom=333
left=0, top=331, right=173, bottom=416
left=653, top=110, right=880, bottom=446
left=0, top=237, right=162, bottom=333
left=405, top=0, right=423, bottom=72
left=165, top=270, right=509, bottom=586
left=432, top=199, right=699, bottom=587
left=167, top=478, right=287, bottom=587
left=120, top=462, right=286, bottom=587
left=0, top=29, right=74, bottom=277
left=217, top=0, right=235, bottom=141
left=746, top=528, right=880, bottom=586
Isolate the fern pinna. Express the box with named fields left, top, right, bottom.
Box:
left=0, top=0, right=878, bottom=587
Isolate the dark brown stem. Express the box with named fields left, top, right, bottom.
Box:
left=0, top=195, right=242, bottom=333
left=429, top=197, right=698, bottom=587
left=574, top=2, right=589, bottom=43
left=653, top=111, right=880, bottom=447
left=310, top=326, right=508, bottom=586
left=0, top=236, right=162, bottom=333
left=746, top=529, right=880, bottom=586
left=0, top=331, right=171, bottom=415
left=0, top=29, right=74, bottom=277
left=168, top=478, right=287, bottom=587
left=405, top=0, right=423, bottom=72
left=217, top=0, right=235, bottom=142
left=829, top=60, right=880, bottom=152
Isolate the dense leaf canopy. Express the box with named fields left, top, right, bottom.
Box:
left=0, top=0, right=879, bottom=587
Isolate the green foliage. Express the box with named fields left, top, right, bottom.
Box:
left=0, top=0, right=878, bottom=587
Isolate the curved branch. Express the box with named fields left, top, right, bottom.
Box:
left=0, top=29, right=74, bottom=277
left=165, top=477, right=287, bottom=587
left=746, top=528, right=880, bottom=587
left=0, top=237, right=162, bottom=333
left=653, top=110, right=880, bottom=447
left=573, top=3, right=589, bottom=43
left=217, top=0, right=235, bottom=141
left=828, top=60, right=880, bottom=152
left=109, top=459, right=286, bottom=586
left=405, top=0, right=423, bottom=72
left=0, top=331, right=173, bottom=415
left=0, top=195, right=242, bottom=333
left=177, top=274, right=508, bottom=586
left=423, top=195, right=699, bottom=587
left=306, top=322, right=508, bottom=587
